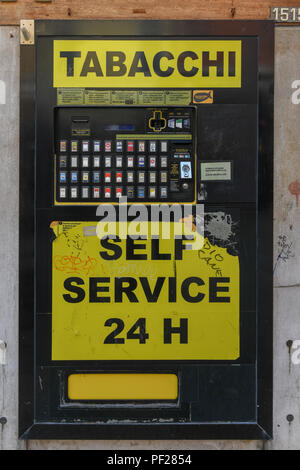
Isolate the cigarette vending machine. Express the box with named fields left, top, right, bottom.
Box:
left=19, top=20, right=274, bottom=439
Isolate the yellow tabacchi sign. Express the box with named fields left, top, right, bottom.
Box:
left=51, top=221, right=239, bottom=361
left=53, top=40, right=242, bottom=88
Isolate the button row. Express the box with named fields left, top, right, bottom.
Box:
left=59, top=155, right=169, bottom=169
left=167, top=117, right=190, bottom=130
left=59, top=170, right=168, bottom=184
left=59, top=139, right=168, bottom=154
left=59, top=186, right=168, bottom=200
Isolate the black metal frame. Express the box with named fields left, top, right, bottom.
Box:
left=19, top=20, right=274, bottom=440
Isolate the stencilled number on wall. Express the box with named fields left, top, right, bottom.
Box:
left=291, top=80, right=300, bottom=104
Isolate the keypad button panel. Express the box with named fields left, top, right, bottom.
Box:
left=56, top=138, right=194, bottom=203
left=55, top=107, right=194, bottom=203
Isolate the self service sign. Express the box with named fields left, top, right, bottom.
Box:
left=19, top=20, right=274, bottom=440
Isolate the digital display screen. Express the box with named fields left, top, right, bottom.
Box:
left=105, top=124, right=135, bottom=131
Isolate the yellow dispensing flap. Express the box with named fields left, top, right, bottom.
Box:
left=68, top=373, right=178, bottom=400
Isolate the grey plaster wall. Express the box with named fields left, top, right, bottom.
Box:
left=0, top=26, right=24, bottom=451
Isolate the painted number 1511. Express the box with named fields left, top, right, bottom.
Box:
left=271, top=7, right=300, bottom=22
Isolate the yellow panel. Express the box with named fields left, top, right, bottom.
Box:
left=52, top=221, right=240, bottom=361
left=53, top=40, right=241, bottom=88
left=68, top=373, right=178, bottom=400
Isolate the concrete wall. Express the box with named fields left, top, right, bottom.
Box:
left=0, top=24, right=299, bottom=450
left=0, top=26, right=24, bottom=451
left=265, top=27, right=300, bottom=450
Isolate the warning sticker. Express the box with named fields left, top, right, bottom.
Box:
left=137, top=90, right=165, bottom=105
left=57, top=88, right=191, bottom=106
left=57, top=88, right=85, bottom=105
left=85, top=90, right=111, bottom=105
left=52, top=221, right=239, bottom=361
left=111, top=91, right=138, bottom=105
left=166, top=91, right=191, bottom=105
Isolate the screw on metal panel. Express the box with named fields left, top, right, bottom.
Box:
left=287, top=414, right=294, bottom=423
left=0, top=417, right=7, bottom=425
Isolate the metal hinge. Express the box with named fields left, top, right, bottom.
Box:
left=20, top=19, right=34, bottom=45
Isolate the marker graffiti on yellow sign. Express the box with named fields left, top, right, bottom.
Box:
left=53, top=40, right=242, bottom=88
left=52, top=221, right=239, bottom=361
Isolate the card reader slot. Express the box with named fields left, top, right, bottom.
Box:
left=72, top=116, right=90, bottom=123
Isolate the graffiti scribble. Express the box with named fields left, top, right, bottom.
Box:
left=54, top=255, right=98, bottom=276
left=198, top=239, right=224, bottom=276
left=273, top=235, right=294, bottom=273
